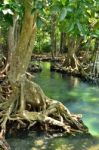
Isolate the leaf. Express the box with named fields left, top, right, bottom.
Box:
left=4, top=14, right=13, bottom=26
left=77, top=21, right=86, bottom=36
left=60, top=7, right=67, bottom=21
left=36, top=16, right=44, bottom=28
left=4, top=0, right=9, bottom=4
left=2, top=9, right=14, bottom=15
left=59, top=20, right=67, bottom=32
left=95, top=29, right=99, bottom=35
left=68, top=23, right=74, bottom=32
left=92, top=29, right=99, bottom=37
left=51, top=5, right=61, bottom=13
left=61, top=0, right=66, bottom=6
left=67, top=7, right=73, bottom=12
left=35, top=1, right=43, bottom=10
left=77, top=21, right=83, bottom=32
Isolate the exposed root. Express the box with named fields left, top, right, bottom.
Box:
left=50, top=56, right=90, bottom=77
left=0, top=75, right=88, bottom=149
left=0, top=132, right=11, bottom=150
left=1, top=101, right=15, bottom=132
left=0, top=64, right=10, bottom=75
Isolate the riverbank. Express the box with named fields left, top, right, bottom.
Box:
left=31, top=53, right=63, bottom=62
left=50, top=62, right=99, bottom=86
left=30, top=53, right=99, bottom=85
left=31, top=53, right=99, bottom=85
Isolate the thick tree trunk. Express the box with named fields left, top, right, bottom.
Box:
left=8, top=15, right=19, bottom=62
left=0, top=0, right=36, bottom=132
left=8, top=6, right=36, bottom=83
left=0, top=1, right=36, bottom=148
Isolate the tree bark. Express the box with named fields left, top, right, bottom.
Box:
left=8, top=1, right=36, bottom=83
left=50, top=14, right=57, bottom=59
left=0, top=0, right=36, bottom=133
left=60, top=32, right=66, bottom=53
left=8, top=15, right=19, bottom=62
left=63, top=38, right=80, bottom=71
left=92, top=40, right=99, bottom=77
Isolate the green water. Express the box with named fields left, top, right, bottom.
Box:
left=8, top=62, right=99, bottom=150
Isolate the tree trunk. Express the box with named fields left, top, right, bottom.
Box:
left=60, top=32, right=66, bottom=54
left=0, top=27, right=3, bottom=57
left=8, top=3, right=36, bottom=83
left=50, top=14, right=57, bottom=59
left=63, top=38, right=80, bottom=72
left=0, top=0, right=36, bottom=132
left=92, top=40, right=99, bottom=77
left=8, top=15, right=19, bottom=62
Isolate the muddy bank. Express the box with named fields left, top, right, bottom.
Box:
left=31, top=54, right=63, bottom=62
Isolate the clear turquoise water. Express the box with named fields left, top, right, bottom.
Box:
left=8, top=62, right=99, bottom=150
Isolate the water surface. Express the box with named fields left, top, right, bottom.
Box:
left=34, top=62, right=99, bottom=136
left=8, top=62, right=99, bottom=150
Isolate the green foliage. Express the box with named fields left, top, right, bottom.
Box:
left=0, top=12, right=8, bottom=49
left=49, top=0, right=99, bottom=40
left=34, top=29, right=51, bottom=53
left=0, top=0, right=23, bottom=26
left=0, top=0, right=98, bottom=53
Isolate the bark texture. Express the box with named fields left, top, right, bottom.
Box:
left=50, top=14, right=57, bottom=58
left=8, top=15, right=19, bottom=62
left=60, top=32, right=67, bottom=53
left=63, top=39, right=80, bottom=71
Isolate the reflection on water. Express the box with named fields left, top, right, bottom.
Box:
left=8, top=62, right=99, bottom=150
left=34, top=62, right=99, bottom=137
left=47, top=135, right=99, bottom=150
left=8, top=134, right=99, bottom=150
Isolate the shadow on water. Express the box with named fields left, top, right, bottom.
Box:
left=8, top=62, right=99, bottom=150
left=8, top=134, right=99, bottom=150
